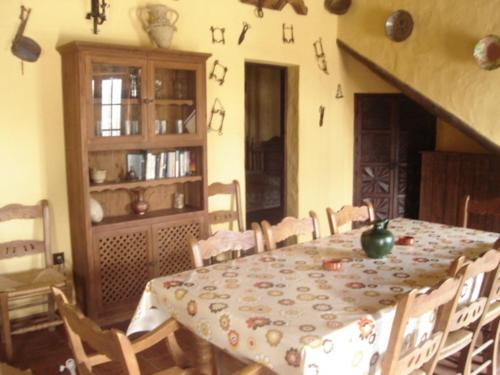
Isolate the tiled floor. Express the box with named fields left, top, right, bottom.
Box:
left=0, top=324, right=498, bottom=374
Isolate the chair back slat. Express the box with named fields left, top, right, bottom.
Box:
left=0, top=203, right=43, bottom=222
left=395, top=331, right=443, bottom=375
left=449, top=297, right=487, bottom=331
left=188, top=228, right=264, bottom=268
left=410, top=277, right=463, bottom=318
left=208, top=211, right=239, bottom=226
left=0, top=240, right=45, bottom=259
left=208, top=180, right=243, bottom=233
left=261, top=211, right=320, bottom=251
left=327, top=199, right=375, bottom=235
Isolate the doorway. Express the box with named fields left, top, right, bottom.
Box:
left=354, top=94, right=436, bottom=219
left=245, top=63, right=287, bottom=227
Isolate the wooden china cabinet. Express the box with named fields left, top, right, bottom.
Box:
left=58, top=42, right=210, bottom=324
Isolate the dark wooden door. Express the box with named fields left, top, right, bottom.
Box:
left=354, top=94, right=436, bottom=220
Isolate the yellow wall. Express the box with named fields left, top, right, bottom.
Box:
left=0, top=0, right=395, bottom=271
left=338, top=0, right=500, bottom=147
left=436, top=119, right=488, bottom=153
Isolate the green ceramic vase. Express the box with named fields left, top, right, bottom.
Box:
left=361, top=219, right=394, bottom=259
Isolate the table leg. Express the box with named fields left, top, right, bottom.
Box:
left=192, top=333, right=215, bottom=375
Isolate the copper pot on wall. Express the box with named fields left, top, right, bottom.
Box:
left=324, top=0, right=351, bottom=15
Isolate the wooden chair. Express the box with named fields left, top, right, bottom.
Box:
left=326, top=199, right=375, bottom=235
left=460, top=195, right=500, bottom=228
left=208, top=180, right=243, bottom=234
left=439, top=249, right=500, bottom=375
left=382, top=275, right=464, bottom=375
left=261, top=211, right=320, bottom=251
left=0, top=200, right=72, bottom=361
left=188, top=225, right=264, bottom=268
left=52, top=287, right=263, bottom=375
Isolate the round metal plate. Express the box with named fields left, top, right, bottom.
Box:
left=385, top=10, right=414, bottom=42
left=474, top=34, right=500, bottom=71
left=324, top=0, right=351, bottom=15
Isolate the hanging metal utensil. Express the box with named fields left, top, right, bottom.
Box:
left=11, top=6, right=41, bottom=63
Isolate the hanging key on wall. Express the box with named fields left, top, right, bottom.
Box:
left=238, top=22, right=250, bottom=45
left=283, top=23, right=295, bottom=44
left=313, top=38, right=329, bottom=74
left=209, top=60, right=228, bottom=85
left=210, top=26, right=226, bottom=44
left=319, top=105, right=325, bottom=127
left=208, top=98, right=226, bottom=135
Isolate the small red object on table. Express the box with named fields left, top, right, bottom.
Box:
left=322, top=259, right=342, bottom=271
left=396, top=236, right=415, bottom=246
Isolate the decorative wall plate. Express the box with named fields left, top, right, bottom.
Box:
left=385, top=10, right=414, bottom=42
left=474, top=35, right=500, bottom=71
left=324, top=0, right=351, bottom=15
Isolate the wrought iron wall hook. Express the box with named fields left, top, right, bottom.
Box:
left=313, top=38, right=329, bottom=74
left=86, top=0, right=109, bottom=34
left=208, top=98, right=226, bottom=135
left=255, top=0, right=264, bottom=17
left=319, top=106, right=325, bottom=127
left=282, top=24, right=295, bottom=44
left=209, top=60, right=228, bottom=86
left=238, top=22, right=250, bottom=45
left=210, top=26, right=226, bottom=44
left=335, top=84, right=344, bottom=99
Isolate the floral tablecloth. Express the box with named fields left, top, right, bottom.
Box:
left=127, top=219, right=498, bottom=375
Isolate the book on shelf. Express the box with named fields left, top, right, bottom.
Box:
left=127, top=149, right=195, bottom=181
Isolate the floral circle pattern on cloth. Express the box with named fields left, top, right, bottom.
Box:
left=128, top=218, right=498, bottom=375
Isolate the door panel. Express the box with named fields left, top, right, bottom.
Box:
left=355, top=94, right=436, bottom=220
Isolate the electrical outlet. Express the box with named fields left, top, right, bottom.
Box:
left=53, top=252, right=65, bottom=265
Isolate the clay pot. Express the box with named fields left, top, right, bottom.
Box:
left=361, top=219, right=394, bottom=259
left=139, top=4, right=179, bottom=48
left=131, top=189, right=149, bottom=215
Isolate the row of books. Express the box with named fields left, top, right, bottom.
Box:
left=127, top=150, right=194, bottom=180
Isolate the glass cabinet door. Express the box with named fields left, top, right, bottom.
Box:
left=152, top=67, right=197, bottom=136
left=91, top=63, right=145, bottom=140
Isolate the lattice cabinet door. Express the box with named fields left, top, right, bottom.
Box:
left=152, top=218, right=203, bottom=277
left=93, top=225, right=154, bottom=313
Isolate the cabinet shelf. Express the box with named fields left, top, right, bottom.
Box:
left=92, top=206, right=202, bottom=227
left=89, top=175, right=202, bottom=192
left=155, top=99, right=194, bottom=106
left=93, top=98, right=141, bottom=105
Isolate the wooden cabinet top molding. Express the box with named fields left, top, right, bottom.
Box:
left=57, top=41, right=211, bottom=62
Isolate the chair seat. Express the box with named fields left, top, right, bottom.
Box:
left=484, top=301, right=500, bottom=324
left=438, top=329, right=473, bottom=359
left=153, top=366, right=193, bottom=375
left=0, top=266, right=67, bottom=296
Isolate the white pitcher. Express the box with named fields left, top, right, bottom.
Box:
left=139, top=4, right=179, bottom=48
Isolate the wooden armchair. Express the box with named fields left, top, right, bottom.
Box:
left=382, top=275, right=464, bottom=375
left=459, top=195, right=500, bottom=228
left=188, top=225, right=264, bottom=268
left=326, top=199, right=375, bottom=235
left=439, top=249, right=500, bottom=375
left=0, top=200, right=72, bottom=360
left=52, top=287, right=264, bottom=375
left=261, top=211, right=320, bottom=251
left=208, top=180, right=243, bottom=234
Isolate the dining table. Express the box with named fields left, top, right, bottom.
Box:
left=127, top=218, right=499, bottom=375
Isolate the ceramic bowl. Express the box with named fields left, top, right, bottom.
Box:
left=91, top=169, right=106, bottom=184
